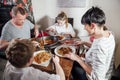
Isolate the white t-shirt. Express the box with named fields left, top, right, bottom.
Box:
left=2, top=62, right=60, bottom=80
left=85, top=32, right=115, bottom=80
left=47, top=23, right=75, bottom=37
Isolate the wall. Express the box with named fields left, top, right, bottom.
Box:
left=32, top=0, right=120, bottom=42
left=92, top=0, right=120, bottom=42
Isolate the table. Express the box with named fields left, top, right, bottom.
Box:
left=31, top=37, right=82, bottom=80
left=32, top=57, right=73, bottom=80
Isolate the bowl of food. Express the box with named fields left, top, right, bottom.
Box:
left=54, top=45, right=76, bottom=57
left=56, top=35, right=66, bottom=41
left=33, top=50, right=52, bottom=67
left=36, top=36, right=59, bottom=46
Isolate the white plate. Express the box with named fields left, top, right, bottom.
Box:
left=57, top=35, right=66, bottom=41
left=33, top=50, right=51, bottom=67
left=54, top=45, right=76, bottom=57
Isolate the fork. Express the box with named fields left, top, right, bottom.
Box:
left=51, top=54, right=55, bottom=70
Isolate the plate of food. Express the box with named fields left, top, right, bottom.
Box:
left=33, top=50, right=51, bottom=67
left=36, top=36, right=59, bottom=47
left=57, top=35, right=66, bottom=41
left=54, top=45, right=76, bottom=57
left=61, top=39, right=81, bottom=46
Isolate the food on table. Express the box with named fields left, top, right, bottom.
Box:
left=64, top=40, right=74, bottom=44
left=44, top=39, right=55, bottom=44
left=57, top=35, right=64, bottom=40
left=43, top=36, right=58, bottom=45
left=34, top=51, right=51, bottom=64
left=57, top=47, right=72, bottom=56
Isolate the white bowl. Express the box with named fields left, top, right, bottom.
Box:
left=33, top=50, right=51, bottom=67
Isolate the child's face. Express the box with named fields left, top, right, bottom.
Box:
left=57, top=19, right=66, bottom=26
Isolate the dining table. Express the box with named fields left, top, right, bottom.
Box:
left=32, top=57, right=73, bottom=80
left=31, top=36, right=85, bottom=80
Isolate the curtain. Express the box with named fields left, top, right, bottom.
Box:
left=0, top=0, right=35, bottom=23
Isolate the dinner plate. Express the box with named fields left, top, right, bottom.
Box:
left=54, top=45, right=76, bottom=57
left=33, top=50, right=51, bottom=67
left=57, top=35, right=66, bottom=41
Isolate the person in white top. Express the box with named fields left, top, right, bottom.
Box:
left=46, top=11, right=76, bottom=37
left=2, top=39, right=65, bottom=80
left=65, top=6, right=115, bottom=80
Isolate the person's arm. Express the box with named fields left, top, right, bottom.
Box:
left=82, top=41, right=92, bottom=48
left=65, top=53, right=92, bottom=75
left=46, top=25, right=58, bottom=35
left=74, top=40, right=92, bottom=48
left=53, top=55, right=65, bottom=80
left=27, top=20, right=39, bottom=38
left=0, top=39, right=9, bottom=50
left=46, top=25, right=56, bottom=32
left=75, top=55, right=92, bottom=75
left=34, top=25, right=39, bottom=38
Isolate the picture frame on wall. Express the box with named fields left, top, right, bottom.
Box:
left=57, top=0, right=86, bottom=8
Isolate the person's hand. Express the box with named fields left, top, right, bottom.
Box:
left=46, top=28, right=55, bottom=32
left=47, top=29, right=58, bottom=35
left=63, top=33, right=70, bottom=36
left=49, top=28, right=55, bottom=32
left=59, top=33, right=71, bottom=39
left=32, top=41, right=40, bottom=47
left=35, top=30, right=39, bottom=38
left=74, top=40, right=85, bottom=45
left=53, top=55, right=60, bottom=64
left=64, top=52, right=79, bottom=61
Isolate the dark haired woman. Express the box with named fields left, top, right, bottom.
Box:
left=65, top=7, right=115, bottom=80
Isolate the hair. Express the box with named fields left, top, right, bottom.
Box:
left=81, top=6, right=108, bottom=30
left=5, top=39, right=35, bottom=68
left=11, top=6, right=26, bottom=17
left=56, top=11, right=68, bottom=28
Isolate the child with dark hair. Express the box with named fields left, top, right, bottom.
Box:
left=65, top=6, right=115, bottom=80
left=2, top=39, right=65, bottom=80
